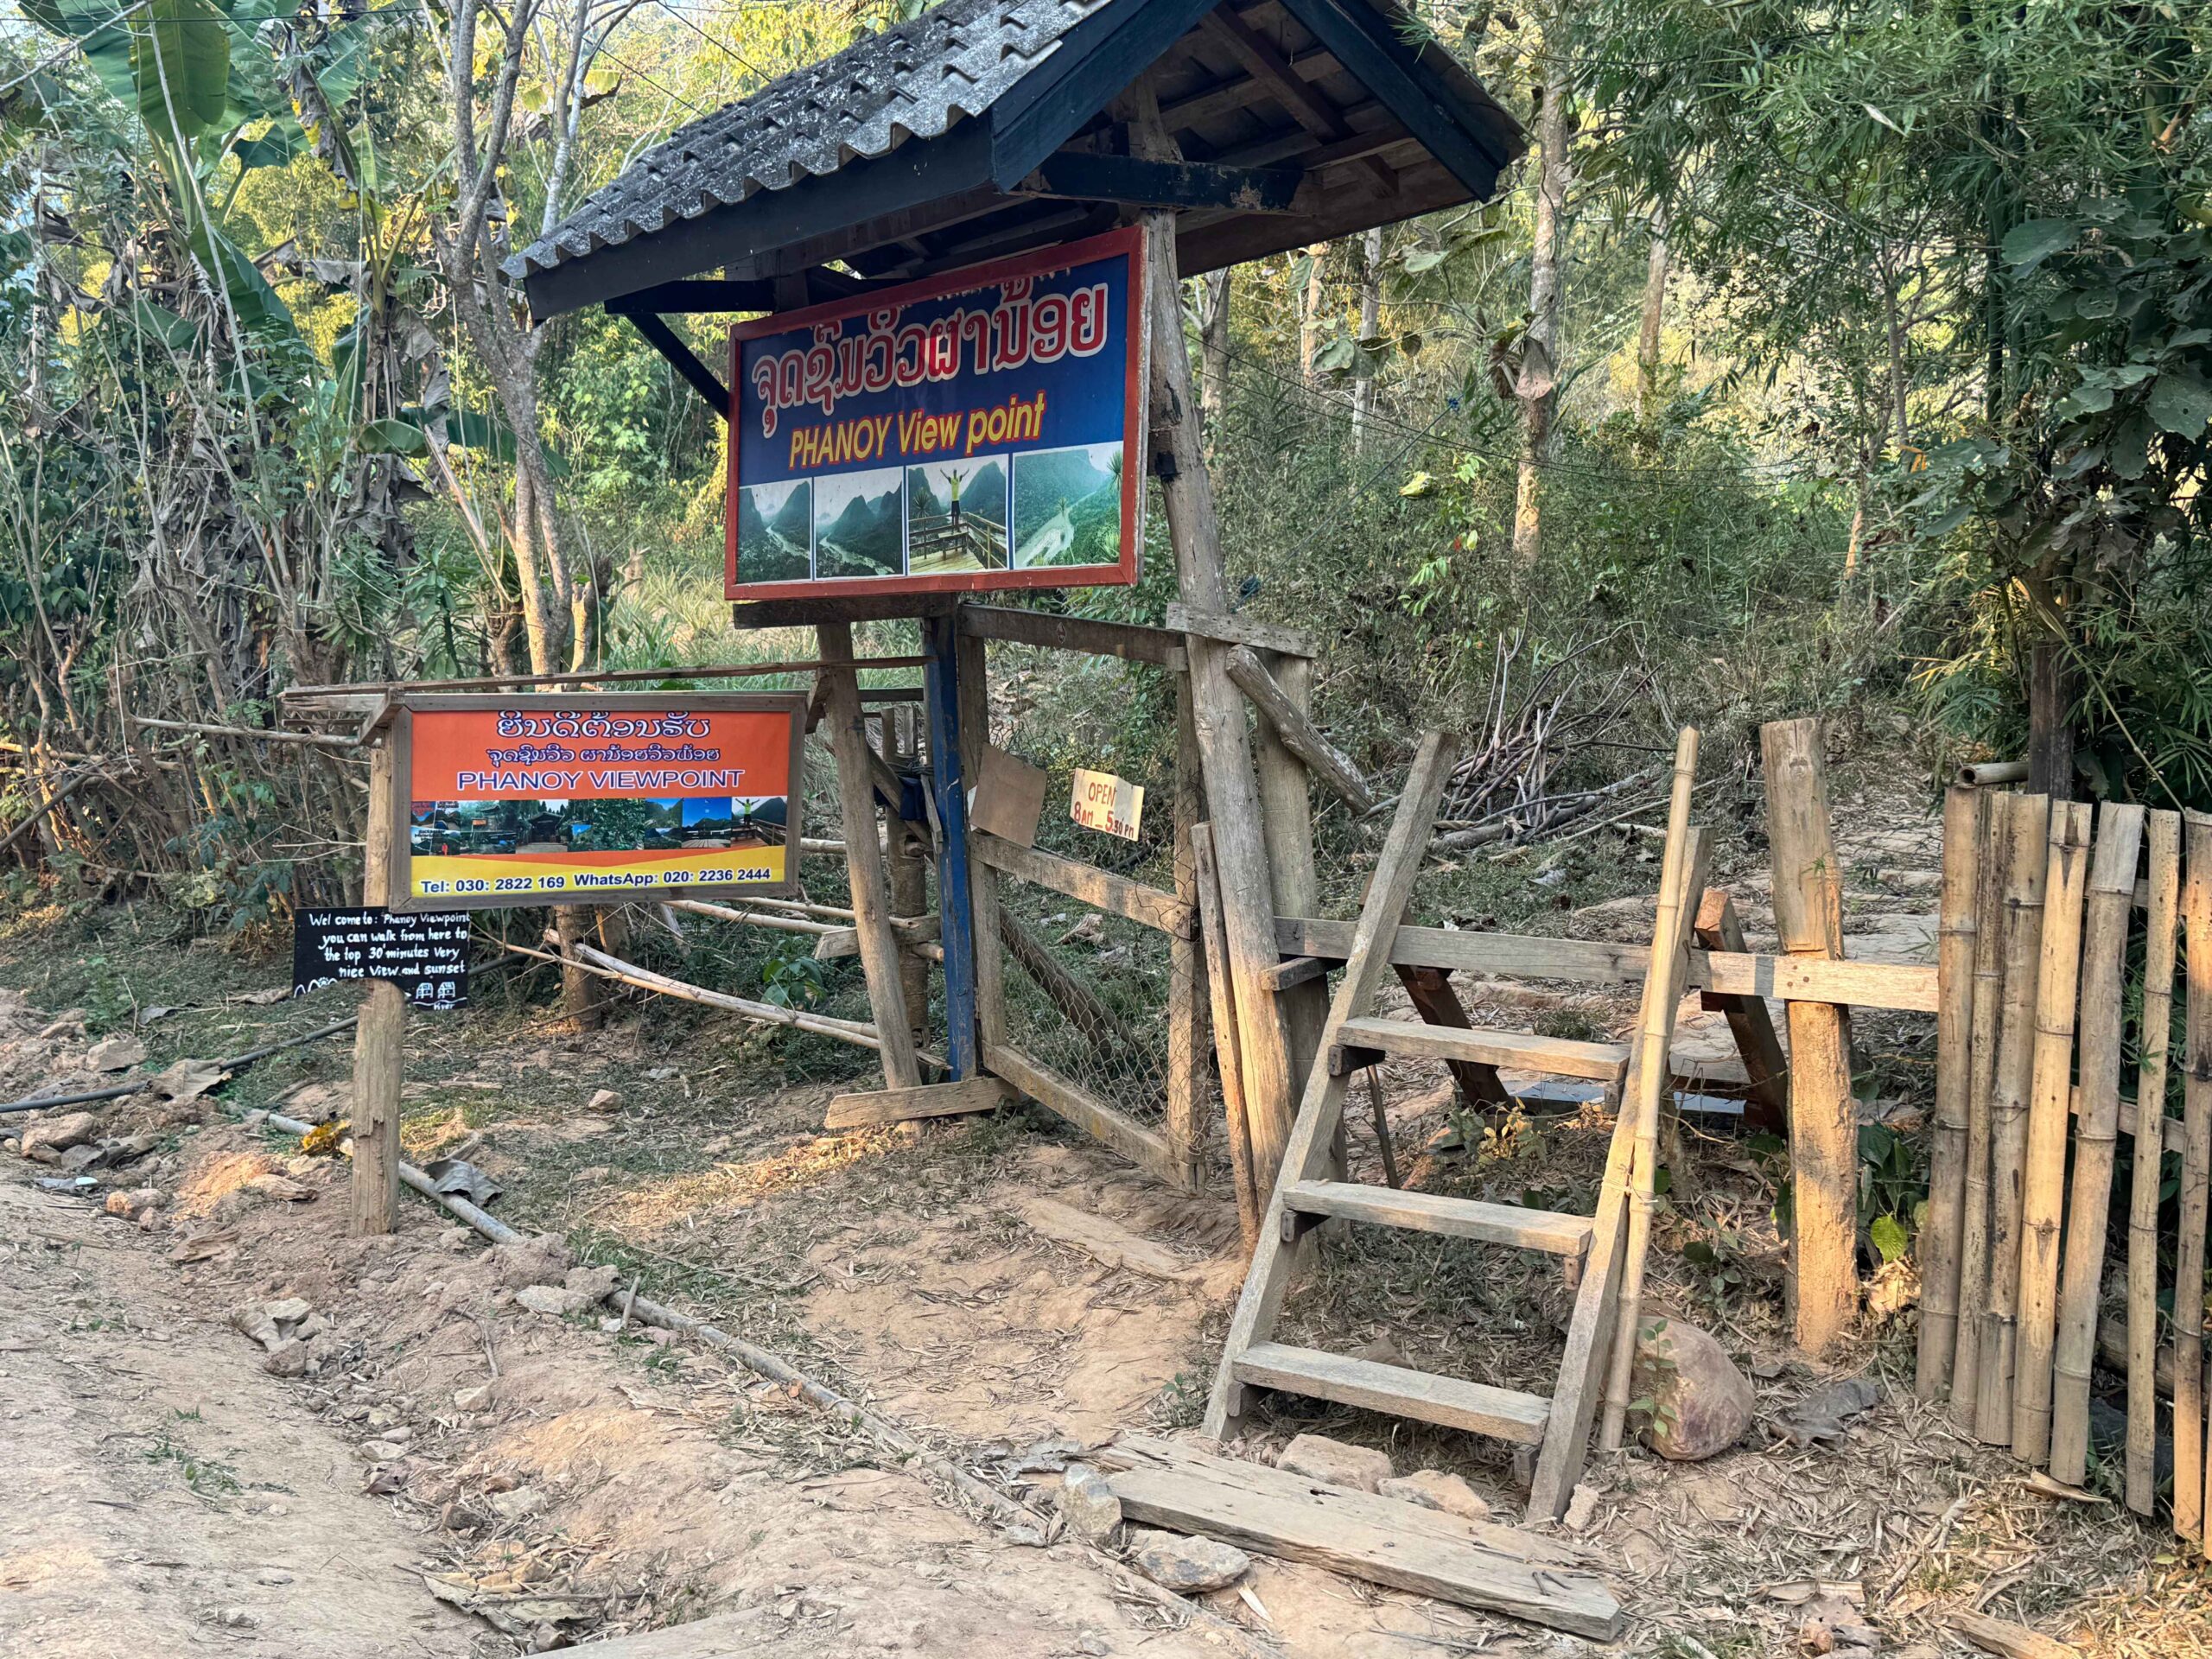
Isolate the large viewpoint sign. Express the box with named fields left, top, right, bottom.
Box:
left=727, top=226, right=1148, bottom=601
left=389, top=693, right=805, bottom=911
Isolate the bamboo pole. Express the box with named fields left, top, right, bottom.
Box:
left=2050, top=803, right=2145, bottom=1484
left=1761, top=717, right=1859, bottom=1355
left=1919, top=784, right=1984, bottom=1397
left=1952, top=792, right=2010, bottom=1425
left=1599, top=727, right=1702, bottom=1452
left=2126, top=810, right=2183, bottom=1516
left=1976, top=791, right=2050, bottom=1444
left=500, top=936, right=889, bottom=1049
left=2012, top=799, right=2094, bottom=1464
left=2177, top=811, right=2212, bottom=1543
left=349, top=741, right=404, bottom=1237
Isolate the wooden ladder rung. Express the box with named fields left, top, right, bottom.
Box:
left=1234, top=1342, right=1553, bottom=1444
left=1282, top=1180, right=1592, bottom=1255
left=1334, top=1017, right=1630, bottom=1083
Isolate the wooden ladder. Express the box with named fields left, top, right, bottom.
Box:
left=1204, top=728, right=1711, bottom=1520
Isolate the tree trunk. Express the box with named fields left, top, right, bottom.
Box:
left=1512, top=29, right=1572, bottom=566
left=1352, top=226, right=1382, bottom=453
left=2027, top=640, right=2074, bottom=801
left=1198, top=269, right=1231, bottom=448
left=1299, top=241, right=1327, bottom=387
left=1636, top=202, right=1670, bottom=435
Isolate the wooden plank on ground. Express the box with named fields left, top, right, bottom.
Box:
left=984, top=1040, right=1178, bottom=1178
left=568, top=1614, right=760, bottom=1656
left=1016, top=1196, right=1233, bottom=1293
left=1093, top=1435, right=1620, bottom=1640
left=1276, top=917, right=1937, bottom=1011
left=825, top=1075, right=1012, bottom=1130
left=973, top=830, right=1196, bottom=937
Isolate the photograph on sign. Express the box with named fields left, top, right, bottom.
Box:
left=1071, top=767, right=1144, bottom=841
left=727, top=225, right=1149, bottom=601
left=389, top=693, right=806, bottom=911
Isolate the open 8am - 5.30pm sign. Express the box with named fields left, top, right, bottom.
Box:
left=387, top=693, right=806, bottom=912
left=727, top=225, right=1148, bottom=601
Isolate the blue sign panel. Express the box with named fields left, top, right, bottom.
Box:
left=726, top=226, right=1147, bottom=601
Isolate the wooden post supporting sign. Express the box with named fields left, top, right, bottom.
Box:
left=818, top=620, right=922, bottom=1092
left=1129, top=87, right=1298, bottom=1192
left=350, top=740, right=404, bottom=1236
left=1760, top=717, right=1857, bottom=1356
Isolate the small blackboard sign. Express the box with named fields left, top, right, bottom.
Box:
left=293, top=908, right=469, bottom=1009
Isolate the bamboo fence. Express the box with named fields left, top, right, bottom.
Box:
left=1917, top=792, right=2212, bottom=1547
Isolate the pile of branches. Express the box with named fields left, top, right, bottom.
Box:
left=1432, top=627, right=1679, bottom=850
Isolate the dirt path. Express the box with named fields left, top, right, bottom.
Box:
left=0, top=1178, right=478, bottom=1656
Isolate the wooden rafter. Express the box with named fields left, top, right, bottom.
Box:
left=1199, top=3, right=1398, bottom=193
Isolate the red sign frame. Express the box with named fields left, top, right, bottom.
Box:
left=724, top=226, right=1149, bottom=602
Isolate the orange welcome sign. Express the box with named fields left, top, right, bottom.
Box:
left=390, top=693, right=807, bottom=912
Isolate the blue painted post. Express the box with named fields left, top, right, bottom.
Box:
left=923, top=613, right=979, bottom=1078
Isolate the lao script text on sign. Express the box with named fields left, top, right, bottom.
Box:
left=1071, top=768, right=1144, bottom=841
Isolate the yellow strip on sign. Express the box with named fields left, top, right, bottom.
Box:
left=1071, top=768, right=1144, bottom=841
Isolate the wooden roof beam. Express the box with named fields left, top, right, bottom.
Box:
left=1013, top=153, right=1309, bottom=213
left=1198, top=3, right=1397, bottom=194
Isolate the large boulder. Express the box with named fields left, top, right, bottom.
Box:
left=1632, top=1317, right=1754, bottom=1461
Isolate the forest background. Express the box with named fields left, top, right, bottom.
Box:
left=0, top=0, right=2208, bottom=940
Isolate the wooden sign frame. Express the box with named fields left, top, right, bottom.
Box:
left=385, top=691, right=807, bottom=912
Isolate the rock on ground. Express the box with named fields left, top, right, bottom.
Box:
left=1377, top=1470, right=1491, bottom=1519
left=1633, top=1316, right=1755, bottom=1461
left=20, top=1109, right=99, bottom=1162
left=1127, top=1529, right=1249, bottom=1592
left=1277, top=1432, right=1393, bottom=1492
left=1058, top=1465, right=1122, bottom=1544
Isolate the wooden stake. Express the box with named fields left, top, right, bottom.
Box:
left=817, top=621, right=921, bottom=1091
left=2177, top=810, right=2212, bottom=1543
left=1251, top=651, right=1328, bottom=1100
left=1918, top=785, right=1983, bottom=1397
left=1599, top=727, right=1703, bottom=1452
left=2050, top=802, right=2145, bottom=1483
left=2126, top=810, right=2182, bottom=1516
left=1760, top=717, right=1858, bottom=1356
left=2012, top=798, right=2093, bottom=1464
left=349, top=740, right=404, bottom=1236
left=883, top=704, right=930, bottom=1044
left=1166, top=670, right=1208, bottom=1189
left=1130, top=89, right=1299, bottom=1195
left=1952, top=788, right=2010, bottom=1425
left=1195, top=821, right=1261, bottom=1249
left=1977, top=791, right=2050, bottom=1445
left=1692, top=888, right=1789, bottom=1135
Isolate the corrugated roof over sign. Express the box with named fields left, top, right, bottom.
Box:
left=506, top=0, right=1110, bottom=283
left=510, top=0, right=1525, bottom=320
